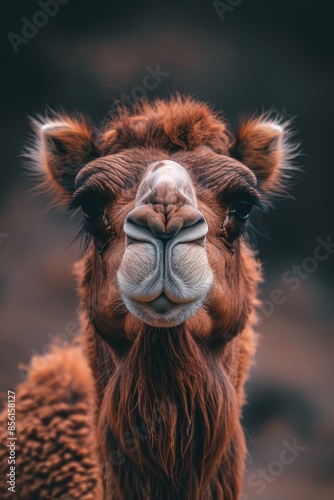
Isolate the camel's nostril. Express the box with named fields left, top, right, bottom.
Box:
left=151, top=217, right=183, bottom=239
left=124, top=208, right=208, bottom=244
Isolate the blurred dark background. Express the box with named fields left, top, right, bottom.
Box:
left=1, top=1, right=333, bottom=498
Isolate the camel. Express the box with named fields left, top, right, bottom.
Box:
left=0, top=97, right=296, bottom=499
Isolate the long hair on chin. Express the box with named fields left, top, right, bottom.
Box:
left=98, top=325, right=240, bottom=499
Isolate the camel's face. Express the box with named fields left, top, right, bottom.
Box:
left=32, top=98, right=291, bottom=341
left=70, top=146, right=263, bottom=338
left=118, top=160, right=213, bottom=327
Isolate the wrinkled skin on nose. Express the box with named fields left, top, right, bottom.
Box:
left=127, top=161, right=205, bottom=239
left=117, top=160, right=213, bottom=327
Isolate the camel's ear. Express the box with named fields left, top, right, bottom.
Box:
left=231, top=116, right=296, bottom=195
left=29, top=114, right=99, bottom=202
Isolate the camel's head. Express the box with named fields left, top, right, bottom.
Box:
left=31, top=98, right=294, bottom=343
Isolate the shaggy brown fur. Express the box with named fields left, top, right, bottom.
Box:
left=0, top=345, right=102, bottom=499
left=1, top=97, right=296, bottom=499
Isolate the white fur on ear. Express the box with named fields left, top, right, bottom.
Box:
left=259, top=122, right=284, bottom=134
left=40, top=121, right=72, bottom=133
left=26, top=112, right=98, bottom=202
left=232, top=113, right=299, bottom=195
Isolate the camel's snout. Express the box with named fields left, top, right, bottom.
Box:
left=118, top=160, right=213, bottom=327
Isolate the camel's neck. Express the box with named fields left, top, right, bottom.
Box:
left=84, top=324, right=245, bottom=499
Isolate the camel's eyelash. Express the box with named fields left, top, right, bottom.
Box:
left=68, top=202, right=111, bottom=256
left=68, top=223, right=94, bottom=256
left=69, top=193, right=105, bottom=211
left=218, top=177, right=262, bottom=207
left=69, top=219, right=114, bottom=257
left=69, top=183, right=113, bottom=211
left=222, top=189, right=264, bottom=211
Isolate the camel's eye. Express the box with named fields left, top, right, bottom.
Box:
left=222, top=199, right=254, bottom=243
left=230, top=200, right=253, bottom=221
left=81, top=200, right=103, bottom=220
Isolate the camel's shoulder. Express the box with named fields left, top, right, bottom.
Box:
left=0, top=344, right=103, bottom=499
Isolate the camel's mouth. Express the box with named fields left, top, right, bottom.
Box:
left=117, top=228, right=213, bottom=326
left=121, top=293, right=206, bottom=327
left=149, top=293, right=175, bottom=313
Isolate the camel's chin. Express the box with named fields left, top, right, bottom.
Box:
left=122, top=295, right=204, bottom=327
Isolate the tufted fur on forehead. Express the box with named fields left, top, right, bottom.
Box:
left=100, top=96, right=232, bottom=155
